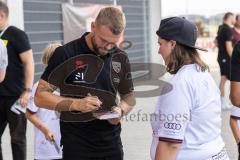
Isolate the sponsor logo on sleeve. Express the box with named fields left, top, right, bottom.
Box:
left=164, top=122, right=182, bottom=130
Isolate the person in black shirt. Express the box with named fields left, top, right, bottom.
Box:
left=230, top=41, right=240, bottom=107
left=0, top=2, right=34, bottom=160
left=230, top=41, right=240, bottom=160
left=216, top=12, right=235, bottom=109
left=35, top=7, right=135, bottom=160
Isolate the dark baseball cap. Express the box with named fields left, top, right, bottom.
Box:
left=156, top=17, right=208, bottom=52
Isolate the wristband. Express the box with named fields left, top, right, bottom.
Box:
left=24, top=87, right=32, bottom=93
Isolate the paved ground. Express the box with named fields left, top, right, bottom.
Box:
left=2, top=51, right=238, bottom=159
left=121, top=99, right=237, bottom=160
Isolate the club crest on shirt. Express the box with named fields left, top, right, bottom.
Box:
left=75, top=59, right=85, bottom=69
left=113, top=77, right=120, bottom=83
left=112, top=61, right=121, bottom=73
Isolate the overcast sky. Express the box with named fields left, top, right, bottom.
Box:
left=162, top=0, right=240, bottom=17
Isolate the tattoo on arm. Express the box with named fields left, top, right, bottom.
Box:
left=55, top=99, right=73, bottom=111
left=37, top=83, right=57, bottom=93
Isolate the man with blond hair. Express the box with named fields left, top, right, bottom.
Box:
left=35, top=7, right=135, bottom=160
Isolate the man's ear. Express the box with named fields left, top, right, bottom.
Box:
left=91, top=22, right=96, bottom=33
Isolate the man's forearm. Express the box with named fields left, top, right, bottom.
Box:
left=119, top=100, right=133, bottom=115
left=35, top=89, right=74, bottom=111
left=119, top=92, right=136, bottom=115
left=35, top=80, right=74, bottom=111
left=23, top=55, right=34, bottom=89
left=35, top=80, right=101, bottom=113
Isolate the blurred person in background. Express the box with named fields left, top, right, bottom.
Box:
left=216, top=12, right=235, bottom=109
left=230, top=40, right=240, bottom=160
left=232, top=14, right=240, bottom=46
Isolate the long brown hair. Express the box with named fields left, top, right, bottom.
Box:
left=167, top=43, right=209, bottom=74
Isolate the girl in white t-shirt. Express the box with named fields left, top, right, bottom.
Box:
left=26, top=43, right=62, bottom=160
left=230, top=106, right=240, bottom=160
left=151, top=17, right=229, bottom=160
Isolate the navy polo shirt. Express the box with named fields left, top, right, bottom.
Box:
left=41, top=32, right=133, bottom=158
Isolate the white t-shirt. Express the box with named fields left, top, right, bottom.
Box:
left=0, top=39, right=7, bottom=69
left=230, top=106, right=240, bottom=127
left=28, top=82, right=62, bottom=159
left=151, top=64, right=228, bottom=160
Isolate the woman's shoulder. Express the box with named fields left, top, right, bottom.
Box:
left=171, top=64, right=212, bottom=86
left=171, top=64, right=197, bottom=81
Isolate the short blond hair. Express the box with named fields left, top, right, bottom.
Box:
left=41, top=42, right=61, bottom=66
left=95, top=7, right=126, bottom=35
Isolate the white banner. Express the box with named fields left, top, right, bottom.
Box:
left=62, top=3, right=122, bottom=44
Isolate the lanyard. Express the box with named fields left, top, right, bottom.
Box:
left=0, top=25, right=9, bottom=38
